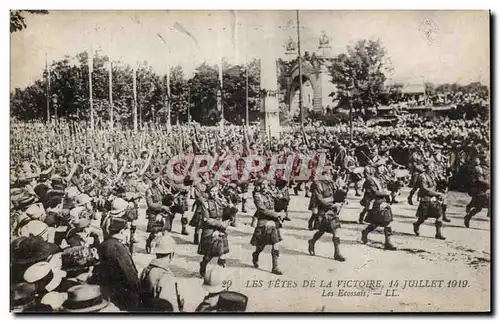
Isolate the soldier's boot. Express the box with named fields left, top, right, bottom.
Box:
left=283, top=210, right=291, bottom=221
left=465, top=202, right=472, bottom=214
left=361, top=223, right=376, bottom=244
left=333, top=237, right=346, bottom=262
left=391, top=192, right=400, bottom=204
left=355, top=186, right=362, bottom=197
left=145, top=233, right=155, bottom=254
left=358, top=209, right=367, bottom=224
left=308, top=214, right=317, bottom=231
left=308, top=231, right=323, bottom=256
left=407, top=189, right=415, bottom=206
left=199, top=256, right=210, bottom=277
left=435, top=221, right=446, bottom=240
left=193, top=229, right=200, bottom=245
left=293, top=186, right=299, bottom=196
left=308, top=239, right=316, bottom=256
left=271, top=250, right=283, bottom=275
left=241, top=198, right=247, bottom=213
left=252, top=246, right=263, bottom=268
left=181, top=217, right=189, bottom=235
left=413, top=222, right=420, bottom=236
left=383, top=227, right=397, bottom=250
left=250, top=216, right=257, bottom=227
left=217, top=258, right=226, bottom=268
left=413, top=218, right=425, bottom=236
left=305, top=186, right=310, bottom=198
left=441, top=205, right=451, bottom=222
left=464, top=212, right=472, bottom=228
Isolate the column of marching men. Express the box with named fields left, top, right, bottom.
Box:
left=10, top=121, right=490, bottom=312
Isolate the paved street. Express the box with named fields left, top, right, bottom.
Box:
left=131, top=187, right=491, bottom=312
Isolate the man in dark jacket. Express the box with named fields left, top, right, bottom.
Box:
left=96, top=216, right=140, bottom=311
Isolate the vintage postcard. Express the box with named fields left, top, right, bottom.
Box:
left=10, top=10, right=490, bottom=312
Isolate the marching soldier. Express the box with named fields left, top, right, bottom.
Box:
left=198, top=183, right=230, bottom=277
left=307, top=167, right=346, bottom=262
left=360, top=163, right=397, bottom=250
left=189, top=179, right=209, bottom=245
left=412, top=160, right=447, bottom=240
left=250, top=174, right=284, bottom=275
left=344, top=148, right=362, bottom=196
left=407, top=145, right=425, bottom=205
left=145, top=172, right=172, bottom=254
left=464, top=157, right=490, bottom=227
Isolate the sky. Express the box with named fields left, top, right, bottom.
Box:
left=10, top=10, right=490, bottom=91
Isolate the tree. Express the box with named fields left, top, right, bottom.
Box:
left=10, top=10, right=48, bottom=33
left=329, top=39, right=392, bottom=117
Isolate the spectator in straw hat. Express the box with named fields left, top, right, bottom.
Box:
left=23, top=261, right=67, bottom=295
left=61, top=285, right=119, bottom=312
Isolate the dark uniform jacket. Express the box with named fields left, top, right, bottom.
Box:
left=310, top=180, right=336, bottom=214
left=200, top=198, right=226, bottom=238
left=417, top=172, right=441, bottom=202
left=96, top=237, right=140, bottom=311
left=253, top=190, right=280, bottom=227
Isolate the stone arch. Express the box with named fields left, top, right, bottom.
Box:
left=284, top=59, right=324, bottom=112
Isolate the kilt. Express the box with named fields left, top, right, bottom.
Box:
left=349, top=172, right=363, bottom=183
left=387, top=180, right=402, bottom=193
left=189, top=208, right=203, bottom=227
left=197, top=232, right=229, bottom=257
left=416, top=200, right=443, bottom=219
left=274, top=198, right=290, bottom=212
left=316, top=212, right=341, bottom=233
left=146, top=212, right=171, bottom=233
left=250, top=223, right=282, bottom=246
left=365, top=206, right=393, bottom=226
left=471, top=192, right=490, bottom=209
left=170, top=196, right=188, bottom=214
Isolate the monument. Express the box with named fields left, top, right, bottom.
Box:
left=259, top=32, right=281, bottom=139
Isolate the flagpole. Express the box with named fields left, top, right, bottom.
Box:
left=166, top=62, right=171, bottom=134
left=109, top=61, right=114, bottom=130
left=88, top=49, right=94, bottom=131
left=296, top=10, right=304, bottom=127
left=45, top=52, right=50, bottom=124
left=218, top=26, right=224, bottom=134
left=133, top=64, right=138, bottom=132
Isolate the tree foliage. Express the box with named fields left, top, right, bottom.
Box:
left=10, top=10, right=48, bottom=33
left=10, top=51, right=262, bottom=127
left=329, top=39, right=392, bottom=115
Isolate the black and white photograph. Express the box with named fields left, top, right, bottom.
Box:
left=8, top=9, right=491, bottom=313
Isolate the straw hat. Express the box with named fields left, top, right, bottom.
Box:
left=19, top=220, right=49, bottom=240
left=62, top=285, right=109, bottom=313
left=109, top=198, right=128, bottom=215
left=23, top=261, right=67, bottom=292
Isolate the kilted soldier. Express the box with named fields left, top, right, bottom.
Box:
left=407, top=146, right=424, bottom=205
left=250, top=175, right=284, bottom=275
left=163, top=178, right=190, bottom=236
left=190, top=180, right=209, bottom=245
left=412, top=160, right=446, bottom=240
left=145, top=173, right=172, bottom=254
left=344, top=148, right=362, bottom=196
left=307, top=167, right=346, bottom=262
left=464, top=174, right=490, bottom=228
left=273, top=179, right=291, bottom=222
left=198, top=183, right=230, bottom=277
left=360, top=164, right=397, bottom=250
